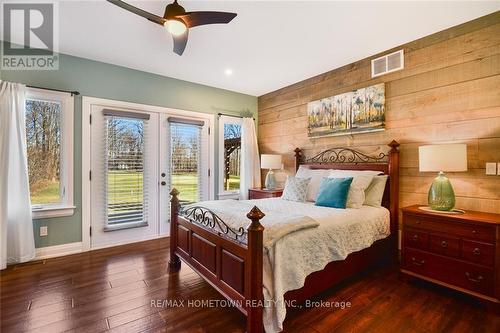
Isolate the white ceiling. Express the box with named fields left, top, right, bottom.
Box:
left=52, top=1, right=500, bottom=95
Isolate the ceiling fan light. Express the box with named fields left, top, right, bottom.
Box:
left=164, top=19, right=186, bottom=36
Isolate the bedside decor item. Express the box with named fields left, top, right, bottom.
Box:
left=261, top=154, right=282, bottom=189
left=307, top=83, right=385, bottom=137
left=419, top=144, right=467, bottom=211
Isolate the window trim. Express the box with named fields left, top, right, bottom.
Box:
left=26, top=88, right=75, bottom=219
left=218, top=115, right=242, bottom=198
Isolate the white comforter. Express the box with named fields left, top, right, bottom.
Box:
left=188, top=198, right=390, bottom=333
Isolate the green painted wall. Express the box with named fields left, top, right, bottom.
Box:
left=1, top=48, right=257, bottom=248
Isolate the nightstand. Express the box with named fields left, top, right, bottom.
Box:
left=401, top=205, right=500, bottom=308
left=248, top=188, right=283, bottom=200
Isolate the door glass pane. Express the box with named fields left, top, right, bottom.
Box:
left=170, top=123, right=201, bottom=203
left=25, top=99, right=61, bottom=205
left=223, top=123, right=241, bottom=191
left=105, top=116, right=148, bottom=226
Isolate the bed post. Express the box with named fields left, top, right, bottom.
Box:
left=388, top=140, right=400, bottom=262
left=168, top=188, right=181, bottom=272
left=246, top=206, right=265, bottom=333
left=294, top=148, right=302, bottom=172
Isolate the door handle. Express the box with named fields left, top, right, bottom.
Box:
left=161, top=181, right=166, bottom=186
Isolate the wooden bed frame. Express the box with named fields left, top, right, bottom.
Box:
left=168, top=140, right=400, bottom=333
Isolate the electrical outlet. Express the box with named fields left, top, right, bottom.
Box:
left=498, top=163, right=500, bottom=175
left=486, top=163, right=497, bottom=175
left=40, top=226, right=48, bottom=237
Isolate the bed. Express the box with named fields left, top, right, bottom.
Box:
left=168, top=141, right=400, bottom=333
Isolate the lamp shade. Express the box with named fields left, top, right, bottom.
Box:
left=419, top=144, right=467, bottom=172
left=261, top=154, right=282, bottom=170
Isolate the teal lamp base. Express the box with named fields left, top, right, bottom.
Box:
left=428, top=171, right=456, bottom=211
left=264, top=169, right=277, bottom=190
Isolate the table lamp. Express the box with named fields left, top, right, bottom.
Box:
left=418, top=144, right=467, bottom=211
left=261, top=154, right=282, bottom=190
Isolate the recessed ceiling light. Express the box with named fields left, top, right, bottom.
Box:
left=224, top=69, right=233, bottom=76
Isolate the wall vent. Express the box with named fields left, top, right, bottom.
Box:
left=371, top=49, right=404, bottom=77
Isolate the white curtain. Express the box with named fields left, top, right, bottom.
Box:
left=239, top=117, right=261, bottom=200
left=0, top=81, right=35, bottom=270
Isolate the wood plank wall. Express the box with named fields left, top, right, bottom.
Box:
left=257, top=12, right=500, bottom=215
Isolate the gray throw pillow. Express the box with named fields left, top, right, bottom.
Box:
left=281, top=176, right=311, bottom=202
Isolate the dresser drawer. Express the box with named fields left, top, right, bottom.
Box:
left=403, top=228, right=429, bottom=250
left=404, top=248, right=494, bottom=297
left=429, top=234, right=460, bottom=258
left=405, top=214, right=495, bottom=242
left=462, top=240, right=495, bottom=267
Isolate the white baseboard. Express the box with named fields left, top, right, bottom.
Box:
left=90, top=234, right=168, bottom=251
left=35, top=242, right=83, bottom=260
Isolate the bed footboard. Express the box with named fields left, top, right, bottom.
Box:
left=168, top=188, right=265, bottom=333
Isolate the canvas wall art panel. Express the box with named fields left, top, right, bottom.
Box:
left=307, top=83, right=385, bottom=137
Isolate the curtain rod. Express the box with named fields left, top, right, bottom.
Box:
left=27, top=85, right=80, bottom=96
left=217, top=112, right=255, bottom=120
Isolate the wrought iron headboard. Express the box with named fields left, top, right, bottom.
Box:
left=301, top=147, right=388, bottom=165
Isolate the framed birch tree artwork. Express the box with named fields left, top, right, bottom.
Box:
left=307, top=83, right=385, bottom=137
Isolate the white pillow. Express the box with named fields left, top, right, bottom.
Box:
left=364, top=175, right=388, bottom=207
left=328, top=170, right=381, bottom=208
left=296, top=166, right=330, bottom=202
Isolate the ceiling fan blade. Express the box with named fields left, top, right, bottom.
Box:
left=176, top=11, right=237, bottom=28
left=107, top=0, right=165, bottom=26
left=172, top=29, right=189, bottom=55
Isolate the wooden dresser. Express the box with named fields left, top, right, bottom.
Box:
left=401, top=205, right=500, bottom=307
left=248, top=188, right=283, bottom=199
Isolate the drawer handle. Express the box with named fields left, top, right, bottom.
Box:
left=472, top=230, right=478, bottom=235
left=412, top=234, right=419, bottom=241
left=441, top=241, right=448, bottom=248
left=411, top=257, right=425, bottom=266
left=472, top=248, right=481, bottom=256
left=465, top=272, right=483, bottom=284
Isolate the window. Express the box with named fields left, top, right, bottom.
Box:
left=218, top=116, right=242, bottom=197
left=25, top=88, right=74, bottom=218
left=104, top=112, right=149, bottom=230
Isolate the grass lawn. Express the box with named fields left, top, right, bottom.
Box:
left=30, top=172, right=241, bottom=206
left=31, top=181, right=60, bottom=205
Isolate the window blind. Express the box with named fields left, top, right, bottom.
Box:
left=169, top=122, right=207, bottom=203
left=104, top=114, right=149, bottom=230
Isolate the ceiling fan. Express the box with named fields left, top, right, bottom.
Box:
left=107, top=0, right=237, bottom=55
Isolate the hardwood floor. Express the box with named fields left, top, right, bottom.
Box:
left=1, top=238, right=498, bottom=333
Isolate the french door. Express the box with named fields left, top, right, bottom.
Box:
left=88, top=102, right=210, bottom=249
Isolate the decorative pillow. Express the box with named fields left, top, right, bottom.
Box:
left=328, top=170, right=381, bottom=208
left=281, top=176, right=311, bottom=202
left=364, top=175, right=388, bottom=207
left=295, top=166, right=330, bottom=202
left=315, top=177, right=353, bottom=209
